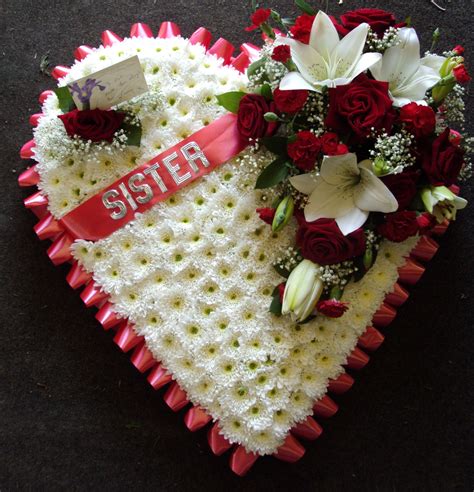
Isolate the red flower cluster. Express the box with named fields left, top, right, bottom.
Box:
left=399, top=103, right=436, bottom=139
left=287, top=131, right=347, bottom=171
left=316, top=299, right=349, bottom=318
left=271, top=45, right=291, bottom=63
left=58, top=108, right=125, bottom=142
left=378, top=211, right=419, bottom=242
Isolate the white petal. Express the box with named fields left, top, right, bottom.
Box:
left=279, top=71, right=319, bottom=92
left=335, top=207, right=369, bottom=235
left=421, top=54, right=446, bottom=73
left=332, top=22, right=370, bottom=78
left=305, top=180, right=355, bottom=222
left=350, top=52, right=382, bottom=80
left=374, top=28, right=420, bottom=85
left=289, top=173, right=319, bottom=195
left=454, top=196, right=468, bottom=210
left=392, top=65, right=440, bottom=103
left=355, top=167, right=398, bottom=213
left=310, top=11, right=340, bottom=58
left=320, top=153, right=359, bottom=186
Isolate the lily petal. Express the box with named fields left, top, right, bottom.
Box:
left=310, top=11, right=340, bottom=59
left=336, top=207, right=369, bottom=235
left=391, top=65, right=440, bottom=106
left=305, top=179, right=355, bottom=222
left=289, top=173, right=319, bottom=195
left=355, top=167, right=398, bottom=213
left=350, top=52, right=382, bottom=80
left=320, top=153, right=359, bottom=186
left=279, top=71, right=319, bottom=92
left=421, top=54, right=446, bottom=73
left=332, top=22, right=370, bottom=78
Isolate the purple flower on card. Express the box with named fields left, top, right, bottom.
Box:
left=68, top=78, right=106, bottom=107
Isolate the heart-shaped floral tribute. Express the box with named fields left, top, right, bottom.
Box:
left=19, top=6, right=471, bottom=476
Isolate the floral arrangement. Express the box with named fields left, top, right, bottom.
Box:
left=18, top=7, right=471, bottom=476
left=218, top=5, right=471, bottom=323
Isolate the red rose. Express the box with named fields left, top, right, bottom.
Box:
left=417, top=212, right=437, bottom=234
left=237, top=94, right=278, bottom=140
left=256, top=207, right=275, bottom=225
left=287, top=131, right=321, bottom=171
left=325, top=75, right=396, bottom=143
left=338, top=8, right=398, bottom=38
left=422, top=128, right=464, bottom=186
left=320, top=132, right=349, bottom=156
left=378, top=210, right=419, bottom=242
left=399, top=102, right=436, bottom=139
left=453, top=64, right=471, bottom=84
left=271, top=45, right=291, bottom=63
left=316, top=299, right=349, bottom=318
left=453, top=45, right=464, bottom=55
left=58, top=108, right=125, bottom=143
left=381, top=170, right=419, bottom=210
left=296, top=216, right=366, bottom=265
left=245, top=8, right=271, bottom=31
left=273, top=87, right=308, bottom=114
left=290, top=14, right=314, bottom=44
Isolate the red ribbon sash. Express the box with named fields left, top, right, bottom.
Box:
left=60, top=113, right=248, bottom=241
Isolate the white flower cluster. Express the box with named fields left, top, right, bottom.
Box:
left=366, top=27, right=400, bottom=53
left=34, top=36, right=247, bottom=217
left=34, top=34, right=420, bottom=455
left=370, top=129, right=416, bottom=173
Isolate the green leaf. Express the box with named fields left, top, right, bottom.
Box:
left=263, top=112, right=279, bottom=122
left=273, top=262, right=291, bottom=279
left=122, top=119, right=142, bottom=147
left=261, top=136, right=288, bottom=156
left=216, top=91, right=246, bottom=114
left=260, top=83, right=273, bottom=101
left=269, top=292, right=283, bottom=316
left=295, top=0, right=316, bottom=15
left=255, top=157, right=289, bottom=189
left=54, top=86, right=76, bottom=113
left=246, top=58, right=267, bottom=79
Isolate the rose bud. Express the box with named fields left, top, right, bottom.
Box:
left=272, top=195, right=294, bottom=232
left=282, top=259, right=323, bottom=322
left=420, top=186, right=468, bottom=223
left=316, top=299, right=349, bottom=318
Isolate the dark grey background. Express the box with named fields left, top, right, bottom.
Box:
left=1, top=0, right=473, bottom=490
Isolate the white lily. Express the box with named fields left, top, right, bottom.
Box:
left=278, top=11, right=381, bottom=91
left=290, top=153, right=398, bottom=235
left=282, top=259, right=323, bottom=322
left=420, top=186, right=467, bottom=223
left=370, top=27, right=445, bottom=107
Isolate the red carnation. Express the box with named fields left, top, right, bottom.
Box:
left=453, top=64, right=471, bottom=84
left=316, top=299, right=349, bottom=318
left=381, top=170, right=419, bottom=210
left=449, top=129, right=462, bottom=146
left=338, top=8, right=399, bottom=38
left=378, top=210, right=419, bottom=242
left=325, top=75, right=396, bottom=143
left=237, top=94, right=278, bottom=140
left=256, top=207, right=275, bottom=225
left=422, top=128, right=464, bottom=186
left=290, top=14, right=314, bottom=44
left=399, top=102, right=436, bottom=139
left=273, top=87, right=308, bottom=114
left=58, top=108, right=125, bottom=143
left=271, top=45, right=291, bottom=63
left=320, top=132, right=349, bottom=156
left=287, top=131, right=321, bottom=171
left=296, top=216, right=366, bottom=266
left=453, top=45, right=464, bottom=55
left=245, top=8, right=271, bottom=31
